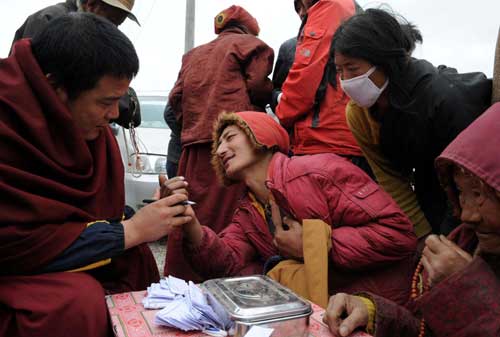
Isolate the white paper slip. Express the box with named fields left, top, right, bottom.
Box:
left=243, top=326, right=274, bottom=337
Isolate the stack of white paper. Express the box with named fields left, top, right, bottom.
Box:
left=142, top=276, right=232, bottom=334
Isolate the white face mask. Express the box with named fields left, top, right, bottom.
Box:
left=340, top=67, right=388, bottom=108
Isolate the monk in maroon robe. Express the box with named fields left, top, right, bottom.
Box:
left=0, top=13, right=193, bottom=337
left=323, top=103, right=500, bottom=337
left=165, top=5, right=274, bottom=281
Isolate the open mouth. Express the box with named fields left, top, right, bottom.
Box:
left=476, top=230, right=498, bottom=235
left=222, top=155, right=234, bottom=169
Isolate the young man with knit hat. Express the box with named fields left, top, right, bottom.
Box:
left=165, top=5, right=274, bottom=282
left=164, top=111, right=418, bottom=307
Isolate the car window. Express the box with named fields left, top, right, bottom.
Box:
left=139, top=99, right=169, bottom=129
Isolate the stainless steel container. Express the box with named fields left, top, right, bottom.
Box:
left=201, top=275, right=312, bottom=337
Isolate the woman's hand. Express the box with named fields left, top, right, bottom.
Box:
left=323, top=293, right=369, bottom=337
left=421, top=234, right=472, bottom=287
left=269, top=199, right=303, bottom=259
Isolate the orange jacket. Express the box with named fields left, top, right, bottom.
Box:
left=276, top=0, right=361, bottom=156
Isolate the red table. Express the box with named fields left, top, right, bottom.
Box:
left=107, top=291, right=372, bottom=337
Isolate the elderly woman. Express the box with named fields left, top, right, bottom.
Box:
left=324, top=103, right=500, bottom=337
left=332, top=9, right=491, bottom=238
left=166, top=111, right=417, bottom=307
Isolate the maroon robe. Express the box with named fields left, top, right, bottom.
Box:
left=165, top=26, right=273, bottom=280
left=0, top=40, right=159, bottom=337
left=368, top=225, right=500, bottom=337
left=365, top=103, right=500, bottom=337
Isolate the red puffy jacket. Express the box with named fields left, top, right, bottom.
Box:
left=185, top=153, right=417, bottom=304
left=276, top=0, right=361, bottom=156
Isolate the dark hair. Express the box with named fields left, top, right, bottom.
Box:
left=31, top=12, right=139, bottom=99
left=332, top=8, right=422, bottom=85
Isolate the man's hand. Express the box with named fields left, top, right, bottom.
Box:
left=323, top=293, right=369, bottom=337
left=122, top=193, right=192, bottom=249
left=158, top=175, right=203, bottom=246
left=158, top=174, right=189, bottom=198
left=269, top=199, right=303, bottom=259
left=421, top=234, right=472, bottom=287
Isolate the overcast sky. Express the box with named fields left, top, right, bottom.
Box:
left=1, top=1, right=498, bottom=93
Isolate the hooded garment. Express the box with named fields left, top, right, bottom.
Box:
left=365, top=103, right=500, bottom=337
left=214, top=5, right=260, bottom=36
left=0, top=39, right=160, bottom=337
left=435, top=102, right=500, bottom=196
left=0, top=39, right=125, bottom=275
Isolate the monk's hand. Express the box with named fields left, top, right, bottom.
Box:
left=323, top=293, right=369, bottom=337
left=122, top=193, right=192, bottom=249
left=421, top=234, right=472, bottom=287
left=270, top=199, right=303, bottom=259
left=158, top=174, right=189, bottom=199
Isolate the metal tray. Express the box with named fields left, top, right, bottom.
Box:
left=202, top=275, right=312, bottom=337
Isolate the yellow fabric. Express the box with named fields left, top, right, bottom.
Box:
left=346, top=101, right=431, bottom=238
left=248, top=192, right=266, bottom=219
left=67, top=258, right=112, bottom=272
left=267, top=219, right=331, bottom=308
left=67, top=220, right=112, bottom=273
left=356, top=296, right=376, bottom=335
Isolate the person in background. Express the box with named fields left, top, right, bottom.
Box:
left=11, top=0, right=139, bottom=43
left=270, top=0, right=302, bottom=112
left=166, top=111, right=417, bottom=307
left=271, top=0, right=363, bottom=113
left=11, top=0, right=142, bottom=129
left=333, top=8, right=491, bottom=239
left=323, top=103, right=500, bottom=337
left=0, top=13, right=192, bottom=337
left=166, top=5, right=274, bottom=281
left=274, top=0, right=363, bottom=163
left=163, top=103, right=181, bottom=178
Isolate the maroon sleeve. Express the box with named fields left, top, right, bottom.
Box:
left=168, top=52, right=192, bottom=122
left=243, top=41, right=274, bottom=108
left=185, top=214, right=258, bottom=279
left=361, top=293, right=421, bottom=337
left=418, top=257, right=500, bottom=336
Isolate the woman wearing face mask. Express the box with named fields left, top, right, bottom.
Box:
left=332, top=8, right=491, bottom=240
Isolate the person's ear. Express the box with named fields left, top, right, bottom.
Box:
left=46, top=73, right=69, bottom=104
left=84, top=0, right=99, bottom=12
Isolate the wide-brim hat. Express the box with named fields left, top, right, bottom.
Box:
left=102, top=0, right=140, bottom=25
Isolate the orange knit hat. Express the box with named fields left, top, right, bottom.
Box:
left=214, top=5, right=260, bottom=36
left=211, top=111, right=289, bottom=185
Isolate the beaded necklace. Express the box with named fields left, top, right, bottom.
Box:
left=410, top=260, right=429, bottom=337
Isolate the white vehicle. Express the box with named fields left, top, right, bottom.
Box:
left=114, top=94, right=171, bottom=210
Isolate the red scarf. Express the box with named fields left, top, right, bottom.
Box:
left=0, top=40, right=124, bottom=274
